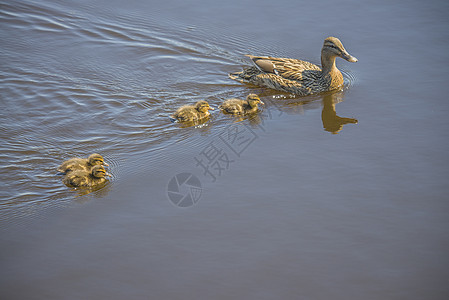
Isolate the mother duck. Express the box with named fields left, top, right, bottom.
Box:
left=229, top=37, right=357, bottom=96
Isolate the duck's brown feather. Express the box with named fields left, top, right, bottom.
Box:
left=247, top=55, right=321, bottom=81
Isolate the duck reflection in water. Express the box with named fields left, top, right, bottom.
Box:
left=252, top=90, right=357, bottom=133
left=321, top=92, right=358, bottom=134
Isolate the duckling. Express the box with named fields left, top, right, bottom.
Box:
left=63, top=165, right=109, bottom=188
left=58, top=153, right=108, bottom=174
left=171, top=100, right=214, bottom=122
left=229, top=37, right=358, bottom=96
left=219, top=94, right=264, bottom=115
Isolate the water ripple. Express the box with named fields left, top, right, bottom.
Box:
left=0, top=0, right=358, bottom=225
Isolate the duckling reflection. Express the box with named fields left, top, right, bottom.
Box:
left=72, top=181, right=112, bottom=199
left=174, top=118, right=213, bottom=129
left=171, top=100, right=214, bottom=123
left=219, top=111, right=265, bottom=128
left=63, top=165, right=110, bottom=188
left=219, top=94, right=264, bottom=115
left=247, top=113, right=266, bottom=128
left=321, top=93, right=358, bottom=134
left=58, top=153, right=108, bottom=174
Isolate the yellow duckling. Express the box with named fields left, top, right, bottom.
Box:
left=58, top=153, right=108, bottom=174
left=229, top=37, right=358, bottom=96
left=63, top=165, right=109, bottom=188
left=171, top=100, right=214, bottom=122
left=219, top=94, right=264, bottom=115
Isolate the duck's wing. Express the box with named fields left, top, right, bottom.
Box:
left=246, top=55, right=321, bottom=82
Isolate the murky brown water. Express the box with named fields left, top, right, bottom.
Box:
left=1, top=0, right=449, bottom=299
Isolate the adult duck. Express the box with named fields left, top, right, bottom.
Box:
left=58, top=153, right=108, bottom=174
left=171, top=100, right=214, bottom=122
left=219, top=94, right=264, bottom=115
left=63, top=165, right=109, bottom=188
left=229, top=37, right=357, bottom=96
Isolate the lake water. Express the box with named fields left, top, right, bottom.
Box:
left=1, top=0, right=449, bottom=299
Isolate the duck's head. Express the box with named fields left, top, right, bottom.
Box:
left=91, top=165, right=110, bottom=178
left=246, top=94, right=264, bottom=107
left=195, top=101, right=215, bottom=113
left=88, top=153, right=109, bottom=166
left=322, top=37, right=358, bottom=63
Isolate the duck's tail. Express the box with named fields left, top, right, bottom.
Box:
left=228, top=71, right=246, bottom=83
left=229, top=66, right=261, bottom=84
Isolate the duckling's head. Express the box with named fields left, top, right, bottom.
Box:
left=195, top=101, right=215, bottom=113
left=91, top=165, right=108, bottom=178
left=88, top=153, right=108, bottom=166
left=246, top=94, right=264, bottom=107
left=322, top=37, right=358, bottom=63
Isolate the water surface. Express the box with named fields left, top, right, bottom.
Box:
left=1, top=0, right=448, bottom=299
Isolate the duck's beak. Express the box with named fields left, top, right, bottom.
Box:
left=105, top=172, right=112, bottom=177
left=341, top=51, right=358, bottom=63
left=103, top=162, right=109, bottom=166
left=259, top=101, right=265, bottom=105
left=208, top=107, right=215, bottom=110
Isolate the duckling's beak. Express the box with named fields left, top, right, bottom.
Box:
left=208, top=107, right=215, bottom=110
left=103, top=162, right=109, bottom=166
left=105, top=172, right=112, bottom=177
left=341, top=51, right=358, bottom=63
left=259, top=101, right=265, bottom=105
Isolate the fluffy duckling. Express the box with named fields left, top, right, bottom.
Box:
left=219, top=94, right=264, bottom=115
left=229, top=37, right=358, bottom=96
left=58, top=153, right=108, bottom=174
left=171, top=100, right=214, bottom=122
left=63, top=165, right=109, bottom=188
